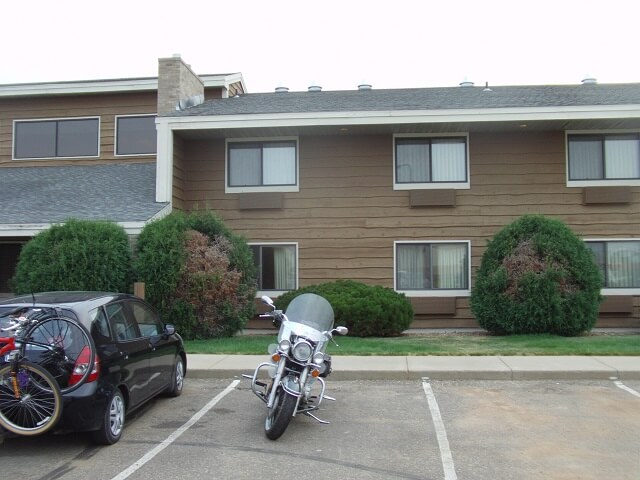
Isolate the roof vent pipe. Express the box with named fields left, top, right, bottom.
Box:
left=459, top=80, right=474, bottom=87
left=275, top=86, right=289, bottom=93
left=581, top=76, right=597, bottom=85
left=358, top=82, right=372, bottom=91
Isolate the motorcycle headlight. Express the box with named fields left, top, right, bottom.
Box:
left=278, top=339, right=291, bottom=354
left=312, top=352, right=325, bottom=365
left=292, top=340, right=313, bottom=362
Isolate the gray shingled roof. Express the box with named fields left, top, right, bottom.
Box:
left=167, top=83, right=640, bottom=117
left=0, top=163, right=167, bottom=224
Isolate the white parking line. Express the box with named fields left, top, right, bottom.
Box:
left=111, top=379, right=240, bottom=480
left=422, top=378, right=458, bottom=480
left=613, top=379, right=640, bottom=398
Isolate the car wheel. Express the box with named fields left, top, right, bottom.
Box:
left=165, top=356, right=185, bottom=397
left=92, top=388, right=125, bottom=445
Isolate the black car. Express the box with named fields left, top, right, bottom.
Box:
left=0, top=291, right=186, bottom=444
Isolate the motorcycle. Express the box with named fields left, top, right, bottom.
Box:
left=243, top=293, right=348, bottom=440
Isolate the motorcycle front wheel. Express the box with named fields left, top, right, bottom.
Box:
left=265, top=386, right=296, bottom=440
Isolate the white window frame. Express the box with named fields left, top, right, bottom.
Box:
left=393, top=133, right=470, bottom=190
left=566, top=130, right=640, bottom=187
left=584, top=238, right=640, bottom=295
left=249, top=242, right=299, bottom=297
left=12, top=116, right=101, bottom=160
left=114, top=114, right=157, bottom=157
left=225, top=137, right=299, bottom=193
left=394, top=240, right=471, bottom=297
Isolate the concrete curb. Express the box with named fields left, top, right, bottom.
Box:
left=187, top=355, right=640, bottom=381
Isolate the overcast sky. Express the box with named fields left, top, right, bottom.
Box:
left=2, top=0, right=638, bottom=93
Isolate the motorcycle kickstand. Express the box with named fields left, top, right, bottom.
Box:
left=304, top=411, right=330, bottom=424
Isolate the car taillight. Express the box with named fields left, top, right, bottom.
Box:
left=69, top=346, right=100, bottom=386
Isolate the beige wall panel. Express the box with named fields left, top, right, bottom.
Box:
left=178, top=131, right=639, bottom=328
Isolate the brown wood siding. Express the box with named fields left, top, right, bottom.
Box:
left=172, top=134, right=186, bottom=211
left=0, top=92, right=158, bottom=167
left=177, top=130, right=640, bottom=329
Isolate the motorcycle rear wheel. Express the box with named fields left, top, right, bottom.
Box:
left=265, top=386, right=296, bottom=440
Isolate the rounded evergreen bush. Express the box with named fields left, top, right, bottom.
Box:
left=274, top=280, right=413, bottom=337
left=470, top=215, right=602, bottom=336
left=134, top=211, right=256, bottom=339
left=11, top=219, right=132, bottom=294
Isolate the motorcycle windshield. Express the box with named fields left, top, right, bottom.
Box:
left=284, top=293, right=334, bottom=333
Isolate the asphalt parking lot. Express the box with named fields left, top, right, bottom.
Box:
left=1, top=377, right=639, bottom=480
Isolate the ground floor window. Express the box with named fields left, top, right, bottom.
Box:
left=585, top=240, right=640, bottom=289
left=250, top=243, right=297, bottom=292
left=394, top=241, right=470, bottom=295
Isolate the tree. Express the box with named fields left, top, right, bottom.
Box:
left=11, top=219, right=132, bottom=294
left=470, top=215, right=602, bottom=336
left=134, top=211, right=257, bottom=339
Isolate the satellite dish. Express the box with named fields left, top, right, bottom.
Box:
left=176, top=94, right=204, bottom=110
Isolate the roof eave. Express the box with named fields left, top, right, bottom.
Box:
left=158, top=104, right=640, bottom=130
left=0, top=73, right=245, bottom=98
left=0, top=204, right=171, bottom=237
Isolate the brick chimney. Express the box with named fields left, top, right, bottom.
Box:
left=157, top=54, right=204, bottom=115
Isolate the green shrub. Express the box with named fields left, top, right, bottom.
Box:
left=274, top=280, right=413, bottom=337
left=134, top=211, right=256, bottom=339
left=470, top=215, right=602, bottom=336
left=11, top=219, right=132, bottom=294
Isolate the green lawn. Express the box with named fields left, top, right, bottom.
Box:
left=185, top=333, right=640, bottom=356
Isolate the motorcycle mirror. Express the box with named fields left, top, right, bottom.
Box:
left=335, top=326, right=348, bottom=336
left=261, top=295, right=275, bottom=307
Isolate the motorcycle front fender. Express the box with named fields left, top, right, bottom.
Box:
left=281, top=375, right=302, bottom=397
left=266, top=358, right=287, bottom=408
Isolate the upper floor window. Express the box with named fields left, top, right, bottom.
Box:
left=250, top=243, right=297, bottom=292
left=115, top=115, right=157, bottom=156
left=14, top=117, right=100, bottom=160
left=568, top=133, right=640, bottom=186
left=394, top=135, right=469, bottom=190
left=394, top=241, right=471, bottom=296
left=226, top=138, right=298, bottom=193
left=585, top=240, right=640, bottom=291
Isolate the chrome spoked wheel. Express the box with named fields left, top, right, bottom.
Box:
left=0, top=361, right=62, bottom=436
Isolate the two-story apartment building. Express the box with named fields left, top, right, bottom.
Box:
left=0, top=56, right=244, bottom=296
left=1, top=56, right=638, bottom=328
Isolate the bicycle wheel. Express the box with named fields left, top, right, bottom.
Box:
left=24, top=316, right=96, bottom=394
left=0, top=360, right=63, bottom=436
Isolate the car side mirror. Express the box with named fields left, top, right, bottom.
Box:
left=164, top=324, right=176, bottom=336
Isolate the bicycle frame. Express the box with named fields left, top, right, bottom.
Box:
left=0, top=319, right=64, bottom=399
left=0, top=335, right=17, bottom=356
left=1, top=335, right=26, bottom=399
